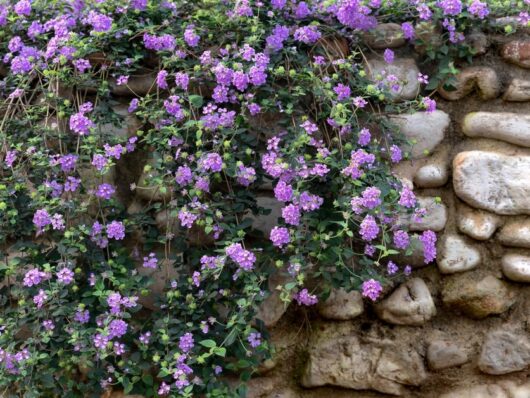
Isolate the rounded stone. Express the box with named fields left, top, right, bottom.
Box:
left=498, top=219, right=530, bottom=248
left=408, top=197, right=448, bottom=232
left=457, top=206, right=501, bottom=241
left=501, top=253, right=530, bottom=282
left=414, top=164, right=449, bottom=188
left=478, top=330, right=530, bottom=375
left=439, top=67, right=500, bottom=101
left=441, top=274, right=516, bottom=319
left=437, top=235, right=481, bottom=274
left=374, top=278, right=436, bottom=326
left=389, top=110, right=450, bottom=159
left=503, top=79, right=530, bottom=102
left=502, top=40, right=530, bottom=68
left=427, top=341, right=468, bottom=370
left=317, top=288, right=364, bottom=320
left=365, top=58, right=420, bottom=101
left=462, top=112, right=530, bottom=147
left=363, top=23, right=406, bottom=49
left=453, top=151, right=530, bottom=215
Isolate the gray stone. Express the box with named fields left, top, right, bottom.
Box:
left=503, top=79, right=530, bottom=101
left=317, top=288, right=364, bottom=320
left=366, top=58, right=420, bottom=101
left=427, top=341, right=468, bottom=370
left=462, top=112, right=530, bottom=147
left=363, top=23, right=406, bottom=49
left=409, top=197, right=448, bottom=232
left=478, top=330, right=530, bottom=375
left=498, top=219, right=530, bottom=248
left=501, top=253, right=530, bottom=282
left=255, top=272, right=291, bottom=328
left=414, top=163, right=449, bottom=188
left=135, top=155, right=173, bottom=202
left=110, top=70, right=157, bottom=96
left=457, top=206, right=502, bottom=241
left=442, top=274, right=516, bottom=319
left=99, top=104, right=142, bottom=139
left=247, top=195, right=283, bottom=236
left=137, top=257, right=179, bottom=311
left=439, top=67, right=500, bottom=101
left=301, top=334, right=426, bottom=396
left=437, top=235, right=481, bottom=274
left=453, top=151, right=530, bottom=215
left=375, top=278, right=436, bottom=326
left=389, top=111, right=450, bottom=159
left=439, top=385, right=509, bottom=398
left=466, top=30, right=489, bottom=56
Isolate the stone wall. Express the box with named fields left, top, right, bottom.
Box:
left=240, top=28, right=530, bottom=398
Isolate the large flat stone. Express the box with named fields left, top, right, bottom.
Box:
left=462, top=112, right=530, bottom=147
left=301, top=333, right=426, bottom=396
left=366, top=58, right=420, bottom=101
left=478, top=330, right=530, bottom=375
left=317, top=288, right=364, bottom=320
left=389, top=111, right=449, bottom=159
left=453, top=151, right=530, bottom=215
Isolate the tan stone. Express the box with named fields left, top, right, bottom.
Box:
left=427, top=341, right=468, bottom=370
left=457, top=205, right=502, bottom=241
left=478, top=330, right=530, bottom=375
left=363, top=23, right=405, bottom=49
left=366, top=58, right=420, bottom=101
left=501, top=40, right=530, bottom=68
left=442, top=274, right=516, bottom=319
left=439, top=67, right=500, bottom=101
left=462, top=112, right=530, bottom=147
left=498, top=219, right=530, bottom=248
left=501, top=253, right=530, bottom=282
left=437, top=235, right=481, bottom=274
left=317, top=288, right=364, bottom=320
left=503, top=78, right=530, bottom=101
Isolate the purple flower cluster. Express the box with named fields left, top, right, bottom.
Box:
left=361, top=279, right=382, bottom=301
left=225, top=243, right=256, bottom=271
left=419, top=230, right=437, bottom=264
left=294, top=288, right=318, bottom=306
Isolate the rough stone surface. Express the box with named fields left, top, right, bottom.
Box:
left=498, top=219, right=530, bottom=248
left=501, top=253, right=530, bottom=282
left=501, top=40, right=530, bottom=68
left=413, top=163, right=449, bottom=188
left=439, top=67, right=500, bottom=101
left=437, top=235, right=481, bottom=274
left=317, top=288, right=364, bottom=320
left=457, top=205, right=502, bottom=241
left=439, top=385, right=509, bottom=398
left=366, top=58, right=420, bottom=101
left=426, top=341, right=468, bottom=370
left=441, top=274, right=516, bottom=319
left=374, top=278, right=436, bottom=326
left=453, top=151, right=530, bottom=215
left=301, top=334, right=427, bottom=396
left=389, top=110, right=450, bottom=158
left=462, top=112, right=530, bottom=147
left=478, top=330, right=530, bottom=375
left=110, top=70, right=157, bottom=96
left=135, top=155, right=173, bottom=202
left=255, top=272, right=291, bottom=328
left=503, top=78, right=530, bottom=101
left=99, top=104, right=142, bottom=139
left=409, top=197, right=448, bottom=232
left=247, top=195, right=283, bottom=236
left=363, top=23, right=406, bottom=49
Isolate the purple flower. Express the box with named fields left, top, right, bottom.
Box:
left=69, top=113, right=94, bottom=135
left=87, top=11, right=113, bottom=32
left=437, top=0, right=462, bottom=16
left=359, top=215, right=379, bottom=241
left=184, top=26, right=200, bottom=47
left=422, top=97, right=437, bottom=113
left=387, top=261, right=398, bottom=275
left=175, top=166, right=193, bottom=186
left=398, top=186, right=416, bottom=208
left=51, top=213, right=65, bottom=230
left=131, top=0, right=148, bottom=10
left=271, top=0, right=286, bottom=9
left=179, top=332, right=194, bottom=353
left=143, top=253, right=158, bottom=269
left=75, top=309, right=90, bottom=323
left=74, top=59, right=91, bottom=73
left=23, top=269, right=49, bottom=287
left=361, top=187, right=381, bottom=209
left=93, top=333, right=109, bottom=350
left=358, top=128, right=371, bottom=146
left=57, top=154, right=77, bottom=173
left=95, top=184, right=115, bottom=200
left=57, top=268, right=74, bottom=284
left=116, top=75, right=129, bottom=85
left=299, top=191, right=323, bottom=211
left=143, top=33, right=176, bottom=52
left=383, top=48, right=394, bottom=64
left=248, top=332, right=261, bottom=348
left=401, top=22, right=415, bottom=40
left=248, top=103, right=261, bottom=115
left=200, top=153, right=223, bottom=173
left=419, top=230, right=437, bottom=264
left=139, top=331, right=151, bottom=344
left=14, top=0, right=31, bottom=16
left=42, top=320, right=55, bottom=331
left=108, top=319, right=128, bottom=338
left=294, top=288, right=318, bottom=306
left=236, top=165, right=256, bottom=186
left=282, top=204, right=301, bottom=226
left=266, top=25, right=290, bottom=51
left=175, top=72, right=189, bottom=90
left=164, top=96, right=185, bottom=120
left=178, top=208, right=198, bottom=229
left=156, top=70, right=168, bottom=89
left=33, top=209, right=52, bottom=231
left=106, top=221, right=125, bottom=240
left=393, top=230, right=410, bottom=249
left=226, top=243, right=256, bottom=271
left=334, top=83, right=351, bottom=101
left=128, top=98, right=139, bottom=113
left=64, top=177, right=81, bottom=192
left=335, top=0, right=377, bottom=30
left=293, top=26, right=321, bottom=44
left=92, top=154, right=108, bottom=171
left=390, top=145, right=402, bottom=163
left=361, top=279, right=382, bottom=301
left=274, top=181, right=293, bottom=202
left=270, top=226, right=290, bottom=247
left=417, top=4, right=432, bottom=20
left=114, top=342, right=125, bottom=355
left=5, top=150, right=17, bottom=167
left=33, top=289, right=48, bottom=308
left=158, top=382, right=171, bottom=396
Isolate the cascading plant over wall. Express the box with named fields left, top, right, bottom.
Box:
left=0, top=0, right=527, bottom=397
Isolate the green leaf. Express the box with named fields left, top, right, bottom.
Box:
left=189, top=95, right=204, bottom=108
left=199, top=339, right=217, bottom=348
